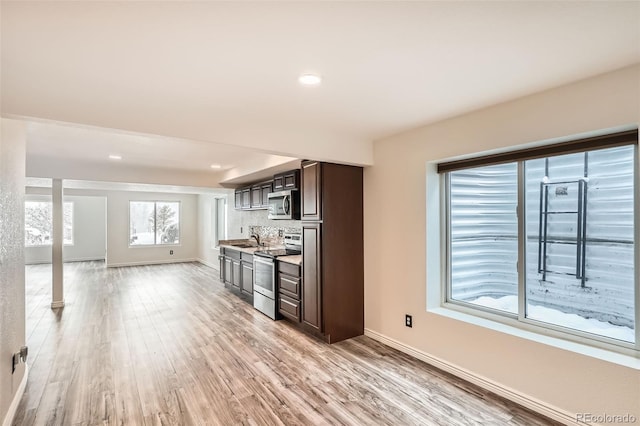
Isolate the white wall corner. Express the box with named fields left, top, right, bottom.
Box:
left=2, top=364, right=28, bottom=426
left=197, top=258, right=220, bottom=270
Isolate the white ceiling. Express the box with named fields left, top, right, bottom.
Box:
left=26, top=120, right=298, bottom=172
left=2, top=1, right=639, bottom=187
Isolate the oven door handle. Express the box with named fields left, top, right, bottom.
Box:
left=254, top=257, right=275, bottom=266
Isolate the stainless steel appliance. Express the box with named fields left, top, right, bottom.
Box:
left=267, top=189, right=300, bottom=220
left=253, top=233, right=302, bottom=319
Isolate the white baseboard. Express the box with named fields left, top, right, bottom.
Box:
left=106, top=258, right=197, bottom=268
left=2, top=364, right=28, bottom=426
left=25, top=257, right=106, bottom=265
left=364, top=328, right=579, bottom=426
left=196, top=258, right=219, bottom=270
left=51, top=300, right=65, bottom=309
left=64, top=256, right=106, bottom=263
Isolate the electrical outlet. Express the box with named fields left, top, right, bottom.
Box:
left=169, top=250, right=174, bottom=255
left=405, top=314, right=413, bottom=328
left=278, top=229, right=284, bottom=237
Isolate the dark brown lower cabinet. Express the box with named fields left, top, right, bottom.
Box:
left=278, top=261, right=302, bottom=322
left=302, top=223, right=322, bottom=331
left=231, top=259, right=241, bottom=289
left=279, top=294, right=300, bottom=321
left=224, top=257, right=233, bottom=285
left=221, top=248, right=253, bottom=303
left=241, top=260, right=253, bottom=296
left=300, top=161, right=364, bottom=344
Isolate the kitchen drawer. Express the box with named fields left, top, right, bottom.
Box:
left=278, top=273, right=300, bottom=299
left=225, top=249, right=241, bottom=260
left=241, top=252, right=254, bottom=262
left=279, top=294, right=300, bottom=322
left=278, top=261, right=300, bottom=277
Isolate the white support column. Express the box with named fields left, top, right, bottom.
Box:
left=51, top=178, right=65, bottom=309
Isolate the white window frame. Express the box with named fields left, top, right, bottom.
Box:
left=432, top=132, right=640, bottom=360
left=128, top=200, right=181, bottom=247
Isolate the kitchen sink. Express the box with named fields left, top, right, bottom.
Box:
left=231, top=243, right=254, bottom=248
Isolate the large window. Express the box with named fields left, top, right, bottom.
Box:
left=129, top=201, right=180, bottom=246
left=442, top=130, right=638, bottom=350
left=25, top=201, right=73, bottom=246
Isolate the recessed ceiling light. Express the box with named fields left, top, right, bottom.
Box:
left=210, top=164, right=222, bottom=169
left=298, top=74, right=322, bottom=86
left=108, top=154, right=122, bottom=160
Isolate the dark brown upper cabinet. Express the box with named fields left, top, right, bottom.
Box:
left=234, top=190, right=242, bottom=210
left=273, top=170, right=300, bottom=191
left=234, top=180, right=273, bottom=210
left=234, top=171, right=297, bottom=210
left=250, top=185, right=262, bottom=209
left=260, top=181, right=272, bottom=207
left=241, top=188, right=251, bottom=209
left=301, top=160, right=322, bottom=221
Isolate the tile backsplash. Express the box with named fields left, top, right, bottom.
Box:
left=227, top=205, right=301, bottom=244
left=248, top=225, right=301, bottom=245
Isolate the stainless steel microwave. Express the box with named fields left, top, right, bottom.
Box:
left=267, top=189, right=300, bottom=220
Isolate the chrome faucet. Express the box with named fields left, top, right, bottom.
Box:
left=250, top=233, right=261, bottom=246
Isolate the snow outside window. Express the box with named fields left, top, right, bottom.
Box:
left=25, top=201, right=73, bottom=246
left=446, top=144, right=636, bottom=347
left=129, top=201, right=180, bottom=246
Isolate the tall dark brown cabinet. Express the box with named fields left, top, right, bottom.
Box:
left=300, top=160, right=364, bottom=343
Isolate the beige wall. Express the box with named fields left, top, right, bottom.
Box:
left=0, top=119, right=27, bottom=424
left=105, top=191, right=198, bottom=267
left=364, top=64, right=640, bottom=420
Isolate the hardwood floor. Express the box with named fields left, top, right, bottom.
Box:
left=14, top=261, right=559, bottom=426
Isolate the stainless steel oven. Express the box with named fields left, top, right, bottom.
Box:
left=267, top=190, right=300, bottom=220
left=253, top=233, right=301, bottom=320
left=253, top=255, right=276, bottom=319
left=254, top=256, right=275, bottom=299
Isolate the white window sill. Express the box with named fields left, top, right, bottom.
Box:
left=430, top=305, right=640, bottom=370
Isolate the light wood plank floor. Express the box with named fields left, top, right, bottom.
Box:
left=14, top=261, right=559, bottom=426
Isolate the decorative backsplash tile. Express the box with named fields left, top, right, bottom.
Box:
left=226, top=205, right=301, bottom=244
left=248, top=225, right=301, bottom=245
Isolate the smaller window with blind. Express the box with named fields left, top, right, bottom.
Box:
left=440, top=130, right=638, bottom=351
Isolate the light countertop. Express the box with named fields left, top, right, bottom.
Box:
left=220, top=241, right=302, bottom=266
left=219, top=242, right=261, bottom=255
left=278, top=255, right=302, bottom=266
